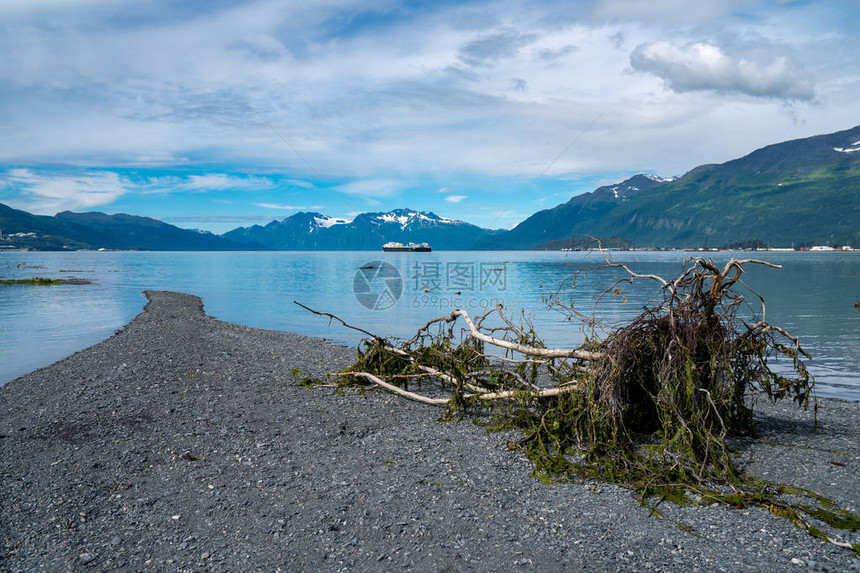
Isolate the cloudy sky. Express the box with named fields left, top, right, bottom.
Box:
left=0, top=0, right=857, bottom=232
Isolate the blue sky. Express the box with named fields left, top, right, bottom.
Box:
left=0, top=0, right=857, bottom=233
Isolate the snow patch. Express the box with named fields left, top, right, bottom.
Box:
left=643, top=174, right=677, bottom=183
left=834, top=146, right=860, bottom=153
left=314, top=216, right=351, bottom=228
left=373, top=210, right=457, bottom=229
left=378, top=213, right=411, bottom=228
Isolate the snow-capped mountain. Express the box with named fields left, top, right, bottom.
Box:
left=222, top=208, right=495, bottom=250
left=311, top=214, right=351, bottom=229
left=589, top=173, right=672, bottom=202
left=365, top=209, right=456, bottom=230
left=356, top=209, right=467, bottom=233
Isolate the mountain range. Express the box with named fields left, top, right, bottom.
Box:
left=480, top=124, right=859, bottom=249
left=222, top=209, right=497, bottom=250
left=1, top=125, right=858, bottom=250
left=0, top=203, right=260, bottom=251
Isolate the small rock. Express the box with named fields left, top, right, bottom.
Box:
left=79, top=553, right=95, bottom=564
left=791, top=558, right=804, bottom=566
left=110, top=536, right=121, bottom=546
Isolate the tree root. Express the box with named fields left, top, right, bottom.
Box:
left=297, top=253, right=860, bottom=553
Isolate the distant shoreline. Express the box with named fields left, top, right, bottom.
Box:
left=1, top=246, right=859, bottom=252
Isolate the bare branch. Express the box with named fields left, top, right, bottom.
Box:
left=451, top=309, right=603, bottom=361
left=294, top=301, right=384, bottom=341
left=475, top=385, right=579, bottom=401
left=477, top=354, right=548, bottom=365
left=343, top=372, right=451, bottom=405
left=597, top=256, right=670, bottom=288
left=334, top=371, right=579, bottom=405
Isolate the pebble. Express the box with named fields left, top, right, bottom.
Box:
left=0, top=291, right=856, bottom=572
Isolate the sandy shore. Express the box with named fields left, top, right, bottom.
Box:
left=1, top=291, right=858, bottom=572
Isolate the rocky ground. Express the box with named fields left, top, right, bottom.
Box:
left=1, top=291, right=858, bottom=572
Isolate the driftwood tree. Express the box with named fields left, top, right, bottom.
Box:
left=299, top=255, right=859, bottom=553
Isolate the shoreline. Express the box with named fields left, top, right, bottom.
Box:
left=1, top=291, right=858, bottom=571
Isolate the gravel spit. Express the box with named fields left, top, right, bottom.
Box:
left=1, top=291, right=858, bottom=572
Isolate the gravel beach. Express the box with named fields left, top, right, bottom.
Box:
left=1, top=291, right=858, bottom=572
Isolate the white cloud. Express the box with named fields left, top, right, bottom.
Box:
left=254, top=203, right=306, bottom=210
left=630, top=41, right=815, bottom=100
left=336, top=179, right=403, bottom=198
left=0, top=0, right=120, bottom=15
left=0, top=0, right=856, bottom=229
left=284, top=179, right=316, bottom=189
left=536, top=44, right=578, bottom=62
left=135, top=173, right=274, bottom=195
left=2, top=168, right=128, bottom=214
left=445, top=195, right=468, bottom=203
left=183, top=173, right=273, bottom=191
left=591, top=0, right=743, bottom=23
left=165, top=214, right=275, bottom=224
left=459, top=30, right=537, bottom=67
left=132, top=151, right=187, bottom=165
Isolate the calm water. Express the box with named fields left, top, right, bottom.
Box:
left=1, top=251, right=858, bottom=400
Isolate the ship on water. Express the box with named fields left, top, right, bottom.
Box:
left=382, top=241, right=432, bottom=252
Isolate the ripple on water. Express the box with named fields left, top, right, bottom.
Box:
left=1, top=251, right=858, bottom=400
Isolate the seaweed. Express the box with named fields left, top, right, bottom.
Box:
left=0, top=276, right=91, bottom=285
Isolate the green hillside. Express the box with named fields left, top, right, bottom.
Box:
left=0, top=203, right=115, bottom=250
left=480, top=125, right=860, bottom=249
left=0, top=203, right=263, bottom=251
left=603, top=165, right=859, bottom=248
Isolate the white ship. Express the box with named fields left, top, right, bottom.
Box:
left=382, top=242, right=432, bottom=252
